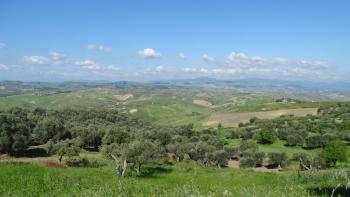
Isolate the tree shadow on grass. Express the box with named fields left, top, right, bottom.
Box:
left=138, top=166, right=173, bottom=178
left=12, top=147, right=49, bottom=158
left=308, top=186, right=350, bottom=197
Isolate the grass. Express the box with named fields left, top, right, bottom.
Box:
left=0, top=159, right=340, bottom=197
left=1, top=148, right=348, bottom=197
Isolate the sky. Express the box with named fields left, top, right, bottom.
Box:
left=0, top=0, right=349, bottom=82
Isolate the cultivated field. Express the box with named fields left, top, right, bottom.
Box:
left=204, top=108, right=318, bottom=127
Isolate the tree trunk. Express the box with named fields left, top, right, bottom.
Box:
left=135, top=162, right=142, bottom=176
left=110, top=154, right=124, bottom=177
left=59, top=154, right=63, bottom=163
left=121, top=159, right=128, bottom=177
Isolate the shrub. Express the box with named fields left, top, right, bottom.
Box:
left=255, top=130, right=277, bottom=144
left=321, top=141, right=347, bottom=167
left=239, top=149, right=265, bottom=168
left=267, top=152, right=288, bottom=168
left=239, top=140, right=258, bottom=153
left=286, top=134, right=303, bottom=146
left=303, top=135, right=324, bottom=149
left=65, top=156, right=105, bottom=168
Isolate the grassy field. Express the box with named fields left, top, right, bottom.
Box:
left=0, top=153, right=346, bottom=197
left=0, top=87, right=323, bottom=128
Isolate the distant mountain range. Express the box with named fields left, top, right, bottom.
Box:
left=1, top=78, right=350, bottom=100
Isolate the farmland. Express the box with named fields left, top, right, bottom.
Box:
left=1, top=81, right=350, bottom=197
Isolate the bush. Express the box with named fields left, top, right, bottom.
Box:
left=65, top=156, right=105, bottom=168
left=321, top=141, right=347, bottom=167
left=303, top=135, right=324, bottom=149
left=255, top=130, right=277, bottom=144
left=239, top=149, right=265, bottom=168
left=286, top=134, right=303, bottom=146
left=239, top=140, right=258, bottom=153
left=267, top=152, right=288, bottom=168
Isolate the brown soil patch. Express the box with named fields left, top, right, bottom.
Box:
left=114, top=93, right=134, bottom=101
left=193, top=99, right=213, bottom=107
left=227, top=160, right=239, bottom=168
left=46, top=161, right=66, bottom=168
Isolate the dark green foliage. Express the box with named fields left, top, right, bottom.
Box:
left=48, top=139, right=80, bottom=162
left=239, top=140, right=258, bottom=152
left=102, top=127, right=130, bottom=145
left=255, top=130, right=276, bottom=144
left=267, top=152, right=288, bottom=168
left=0, top=108, right=32, bottom=153
left=321, top=141, right=347, bottom=167
left=286, top=134, right=303, bottom=146
left=65, top=157, right=105, bottom=168
left=303, top=135, right=324, bottom=149
left=240, top=149, right=265, bottom=168
left=204, top=150, right=228, bottom=167
left=33, top=117, right=70, bottom=144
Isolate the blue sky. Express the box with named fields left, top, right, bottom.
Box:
left=0, top=0, right=349, bottom=81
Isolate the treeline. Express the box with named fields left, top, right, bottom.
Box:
left=0, top=107, right=235, bottom=176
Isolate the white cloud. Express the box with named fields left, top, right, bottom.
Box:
left=49, top=52, right=65, bottom=64
left=75, top=60, right=101, bottom=70
left=0, top=64, right=9, bottom=70
left=138, top=48, right=161, bottom=58
left=183, top=67, right=197, bottom=73
left=107, top=65, right=120, bottom=71
left=0, top=43, right=6, bottom=49
left=23, top=56, right=50, bottom=65
left=155, top=66, right=164, bottom=72
left=86, top=44, right=112, bottom=52
left=202, top=54, right=215, bottom=62
left=178, top=52, right=186, bottom=59
left=173, top=51, right=335, bottom=80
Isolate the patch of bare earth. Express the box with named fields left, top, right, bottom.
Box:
left=253, top=166, right=279, bottom=173
left=114, top=93, right=134, bottom=101
left=129, top=108, right=138, bottom=113
left=227, top=160, right=239, bottom=168
left=193, top=99, right=213, bottom=107
left=204, top=108, right=318, bottom=127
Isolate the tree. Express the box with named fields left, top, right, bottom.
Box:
left=239, top=140, right=258, bottom=153
left=71, top=125, right=104, bottom=150
left=255, top=130, right=276, bottom=144
left=50, top=139, right=80, bottom=163
left=321, top=141, right=347, bottom=167
left=292, top=153, right=325, bottom=173
left=166, top=142, right=192, bottom=162
left=239, top=149, right=265, bottom=168
left=267, top=152, right=288, bottom=168
left=102, top=127, right=130, bottom=145
left=0, top=111, right=32, bottom=154
left=33, top=117, right=70, bottom=144
left=126, top=140, right=165, bottom=176
left=102, top=142, right=129, bottom=177
left=286, top=134, right=303, bottom=146
left=204, top=150, right=228, bottom=167
left=304, top=135, right=324, bottom=149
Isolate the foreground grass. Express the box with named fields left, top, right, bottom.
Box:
left=0, top=159, right=347, bottom=197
